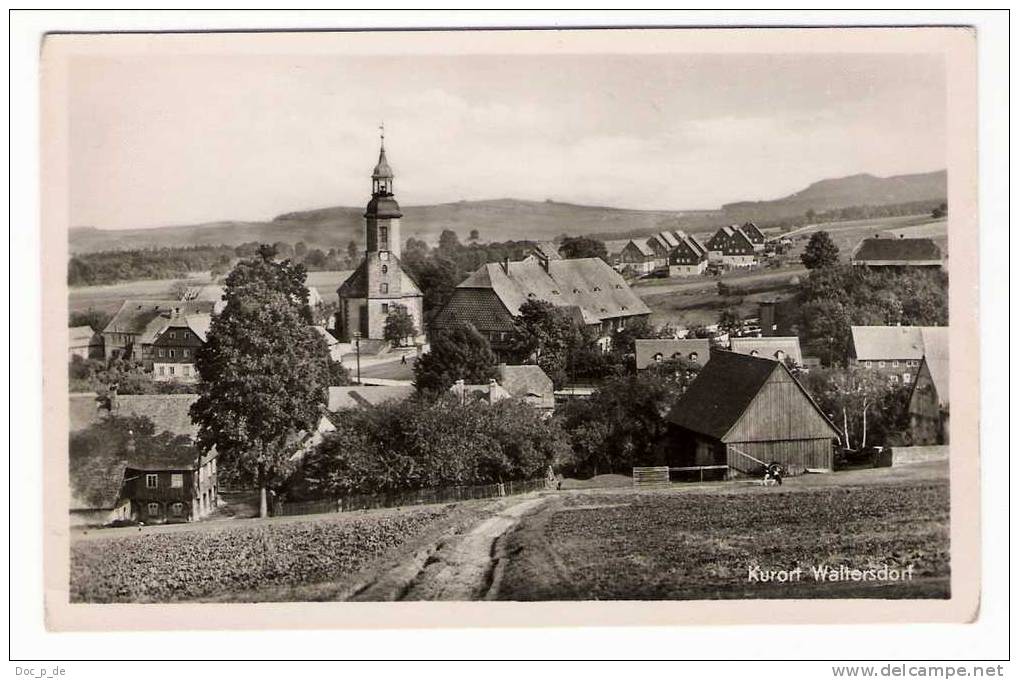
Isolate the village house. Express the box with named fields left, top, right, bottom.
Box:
left=618, top=239, right=657, bottom=275
left=142, top=312, right=212, bottom=382
left=336, top=135, right=425, bottom=344
left=432, top=246, right=651, bottom=359
left=850, top=235, right=944, bottom=268
left=908, top=353, right=949, bottom=445
left=664, top=351, right=841, bottom=477
left=69, top=325, right=103, bottom=361
left=705, top=225, right=757, bottom=268
left=644, top=233, right=673, bottom=269
left=849, top=325, right=948, bottom=386
left=496, top=363, right=556, bottom=414
left=667, top=233, right=709, bottom=277
left=102, top=299, right=215, bottom=361
left=68, top=393, right=218, bottom=525
left=634, top=338, right=711, bottom=371
left=729, top=336, right=803, bottom=367
left=740, top=221, right=767, bottom=251
left=451, top=378, right=513, bottom=405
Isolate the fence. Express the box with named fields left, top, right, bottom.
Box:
left=632, top=466, right=671, bottom=489
left=273, top=478, right=549, bottom=517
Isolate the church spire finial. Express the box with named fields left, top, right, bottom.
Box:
left=379, top=121, right=385, bottom=150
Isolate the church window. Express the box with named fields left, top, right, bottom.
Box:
left=380, top=252, right=389, bottom=262
left=382, top=265, right=388, bottom=274
left=380, top=226, right=389, bottom=244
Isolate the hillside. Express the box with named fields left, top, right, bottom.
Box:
left=69, top=169, right=947, bottom=254
left=722, top=170, right=946, bottom=222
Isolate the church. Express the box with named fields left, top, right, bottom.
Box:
left=335, top=135, right=425, bottom=344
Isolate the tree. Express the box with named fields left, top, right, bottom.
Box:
left=413, top=322, right=497, bottom=393
left=272, top=241, right=294, bottom=260
left=383, top=303, right=418, bottom=347
left=507, top=299, right=586, bottom=387
left=190, top=249, right=332, bottom=517
left=801, top=231, right=840, bottom=269
left=803, top=368, right=910, bottom=450
left=304, top=248, right=327, bottom=268
left=468, top=229, right=480, bottom=242
left=558, top=236, right=608, bottom=262
left=805, top=208, right=817, bottom=224
left=69, top=307, right=112, bottom=333
left=294, top=241, right=308, bottom=258
left=438, top=229, right=462, bottom=254
left=718, top=307, right=743, bottom=338
left=346, top=240, right=359, bottom=262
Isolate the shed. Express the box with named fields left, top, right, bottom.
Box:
left=664, top=351, right=840, bottom=475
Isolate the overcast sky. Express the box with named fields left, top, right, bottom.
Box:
left=69, top=52, right=945, bottom=230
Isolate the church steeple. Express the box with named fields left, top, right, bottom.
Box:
left=372, top=123, right=394, bottom=196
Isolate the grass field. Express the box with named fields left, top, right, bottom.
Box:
left=496, top=462, right=950, bottom=601
left=68, top=269, right=351, bottom=315
left=70, top=503, right=459, bottom=602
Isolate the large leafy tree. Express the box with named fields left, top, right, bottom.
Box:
left=558, top=236, right=609, bottom=262
left=413, top=322, right=497, bottom=393
left=801, top=231, right=840, bottom=269
left=802, top=368, right=911, bottom=449
left=191, top=247, right=331, bottom=517
left=508, top=299, right=586, bottom=387
left=383, top=303, right=418, bottom=347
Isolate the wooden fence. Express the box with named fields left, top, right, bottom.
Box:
left=632, top=466, right=671, bottom=489
left=273, top=478, right=549, bottom=517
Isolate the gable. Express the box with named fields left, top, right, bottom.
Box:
left=725, top=367, right=841, bottom=443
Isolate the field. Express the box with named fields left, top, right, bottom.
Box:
left=70, top=503, right=457, bottom=602
left=68, top=269, right=351, bottom=315
left=496, top=462, right=950, bottom=601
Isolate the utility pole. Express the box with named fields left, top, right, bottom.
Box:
left=353, top=330, right=362, bottom=384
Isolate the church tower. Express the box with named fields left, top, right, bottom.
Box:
left=336, top=130, right=424, bottom=344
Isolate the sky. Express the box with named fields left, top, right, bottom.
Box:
left=68, top=52, right=946, bottom=230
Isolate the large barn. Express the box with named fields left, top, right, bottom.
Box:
left=664, top=351, right=841, bottom=476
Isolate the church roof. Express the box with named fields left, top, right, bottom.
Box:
left=337, top=257, right=422, bottom=299
left=364, top=194, right=402, bottom=219
left=372, top=144, right=393, bottom=179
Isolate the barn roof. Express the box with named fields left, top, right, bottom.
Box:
left=497, top=364, right=555, bottom=409
left=623, top=239, right=655, bottom=257
left=328, top=385, right=415, bottom=410
left=729, top=336, right=803, bottom=365
left=634, top=339, right=711, bottom=370
left=851, top=237, right=943, bottom=263
left=666, top=351, right=838, bottom=441
left=850, top=326, right=948, bottom=361
left=104, top=299, right=216, bottom=336
left=69, top=325, right=101, bottom=348
left=450, top=258, right=650, bottom=326
left=108, top=394, right=201, bottom=438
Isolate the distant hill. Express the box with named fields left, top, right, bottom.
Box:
left=722, top=170, right=946, bottom=222
left=69, top=170, right=947, bottom=254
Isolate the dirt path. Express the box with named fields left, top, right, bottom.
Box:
left=348, top=494, right=550, bottom=601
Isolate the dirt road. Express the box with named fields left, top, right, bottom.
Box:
left=347, top=494, right=550, bottom=601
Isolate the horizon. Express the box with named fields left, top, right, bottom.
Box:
left=69, top=51, right=946, bottom=231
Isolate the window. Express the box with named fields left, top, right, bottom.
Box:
left=182, top=349, right=189, bottom=357
left=169, top=331, right=176, bottom=339
left=183, top=365, right=190, bottom=376
left=380, top=283, right=389, bottom=294
left=903, top=373, right=912, bottom=384
left=878, top=361, right=886, bottom=368
left=158, top=349, right=165, bottom=358
left=171, top=473, right=183, bottom=488
left=689, top=352, right=698, bottom=361
left=183, top=331, right=190, bottom=339
left=169, top=349, right=175, bottom=358
left=889, top=374, right=899, bottom=384
left=380, top=251, right=389, bottom=262
left=158, top=366, right=165, bottom=376
left=653, top=353, right=663, bottom=363
left=147, top=503, right=160, bottom=517
left=169, top=366, right=175, bottom=376
left=146, top=474, right=158, bottom=489
left=381, top=303, right=389, bottom=314
left=382, top=265, right=388, bottom=274
left=750, top=350, right=760, bottom=356
left=891, top=360, right=899, bottom=367
left=171, top=502, right=184, bottom=517
left=380, top=226, right=388, bottom=243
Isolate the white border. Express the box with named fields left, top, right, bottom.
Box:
left=8, top=9, right=1011, bottom=666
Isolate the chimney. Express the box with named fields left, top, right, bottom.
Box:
left=501, top=256, right=510, bottom=274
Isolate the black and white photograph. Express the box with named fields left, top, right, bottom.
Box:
left=35, top=23, right=985, bottom=635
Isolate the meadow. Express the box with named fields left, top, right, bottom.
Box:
left=496, top=462, right=950, bottom=601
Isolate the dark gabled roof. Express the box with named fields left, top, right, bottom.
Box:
left=666, top=351, right=778, bottom=439
left=741, top=222, right=766, bottom=243
left=667, top=350, right=839, bottom=442
left=634, top=339, right=711, bottom=370
left=430, top=288, right=517, bottom=332
left=103, top=299, right=216, bottom=336
left=451, top=258, right=651, bottom=326
left=852, top=237, right=942, bottom=262
left=621, top=239, right=655, bottom=258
